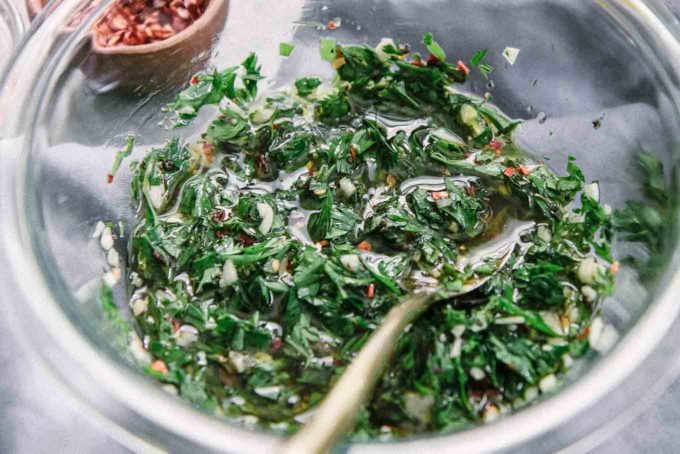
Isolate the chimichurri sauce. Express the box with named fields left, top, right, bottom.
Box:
left=122, top=34, right=616, bottom=438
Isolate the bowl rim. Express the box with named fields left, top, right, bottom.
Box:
left=2, top=0, right=680, bottom=452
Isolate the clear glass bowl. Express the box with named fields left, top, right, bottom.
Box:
left=1, top=0, right=680, bottom=452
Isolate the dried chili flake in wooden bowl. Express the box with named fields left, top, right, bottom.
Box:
left=94, top=0, right=209, bottom=47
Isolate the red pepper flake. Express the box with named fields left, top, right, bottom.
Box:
left=211, top=208, right=227, bottom=223
left=152, top=250, right=164, bottom=262
left=151, top=360, right=168, bottom=374
left=190, top=75, right=198, bottom=85
left=427, top=53, right=441, bottom=65
left=610, top=261, right=619, bottom=275
left=576, top=325, right=591, bottom=340
left=367, top=283, right=375, bottom=299
left=357, top=240, right=372, bottom=252
left=271, top=337, right=283, bottom=352
left=456, top=60, right=470, bottom=75
left=237, top=232, right=256, bottom=246
left=466, top=185, right=477, bottom=196
left=349, top=144, right=356, bottom=159
left=518, top=164, right=531, bottom=176
left=257, top=153, right=269, bottom=173
left=106, top=173, right=114, bottom=184
left=432, top=191, right=449, bottom=200
left=272, top=123, right=279, bottom=130
left=488, top=139, right=504, bottom=155
left=327, top=20, right=336, bottom=30
left=503, top=167, right=516, bottom=177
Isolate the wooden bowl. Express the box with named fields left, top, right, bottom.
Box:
left=25, top=0, right=46, bottom=21
left=80, top=0, right=229, bottom=93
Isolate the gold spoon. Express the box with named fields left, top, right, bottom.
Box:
left=283, top=225, right=531, bottom=454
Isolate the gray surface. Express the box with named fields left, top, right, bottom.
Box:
left=0, top=326, right=127, bottom=454
left=1, top=1, right=680, bottom=454
left=615, top=383, right=680, bottom=453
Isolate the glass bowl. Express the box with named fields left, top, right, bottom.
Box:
left=1, top=0, right=679, bottom=452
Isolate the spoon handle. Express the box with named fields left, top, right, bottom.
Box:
left=282, top=292, right=432, bottom=454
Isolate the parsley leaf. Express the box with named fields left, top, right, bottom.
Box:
left=280, top=42, right=296, bottom=57
left=108, top=134, right=135, bottom=182
left=320, top=37, right=337, bottom=61
left=295, top=77, right=322, bottom=98
left=470, top=48, right=493, bottom=78
left=307, top=191, right=333, bottom=242
left=423, top=32, right=446, bottom=62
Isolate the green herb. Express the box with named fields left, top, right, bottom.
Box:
left=423, top=33, right=446, bottom=62
left=307, top=191, right=333, bottom=242
left=295, top=77, right=322, bottom=98
left=164, top=53, right=263, bottom=127
left=99, top=284, right=130, bottom=350
left=108, top=134, right=135, bottom=182
left=320, top=37, right=337, bottom=61
left=471, top=48, right=487, bottom=66
left=279, top=42, right=296, bottom=57
left=614, top=152, right=674, bottom=281
left=470, top=48, right=493, bottom=78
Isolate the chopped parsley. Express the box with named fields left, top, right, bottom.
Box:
left=112, top=34, right=617, bottom=440
left=108, top=134, right=135, bottom=183
left=470, top=48, right=493, bottom=78
left=320, top=37, right=337, bottom=61
left=280, top=42, right=296, bottom=57
left=423, top=32, right=446, bottom=62
left=614, top=152, right=674, bottom=281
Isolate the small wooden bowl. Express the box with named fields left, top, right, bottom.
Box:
left=25, top=0, right=46, bottom=21
left=80, top=0, right=229, bottom=93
